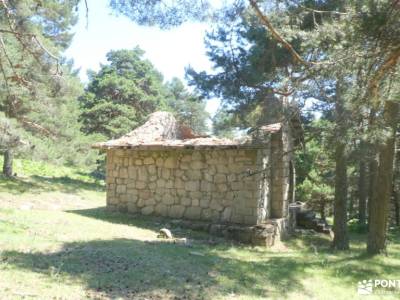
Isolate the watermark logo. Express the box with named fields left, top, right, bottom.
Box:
left=357, top=279, right=400, bottom=295
left=358, top=280, right=373, bottom=295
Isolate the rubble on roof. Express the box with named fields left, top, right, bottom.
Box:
left=92, top=111, right=282, bottom=150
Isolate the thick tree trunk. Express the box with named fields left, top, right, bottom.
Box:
left=349, top=196, right=354, bottom=219
left=3, top=149, right=13, bottom=177
left=394, top=142, right=400, bottom=226
left=389, top=139, right=400, bottom=226
left=358, top=160, right=368, bottom=225
left=393, top=189, right=399, bottom=226
left=392, top=139, right=400, bottom=226
left=333, top=81, right=349, bottom=250
left=367, top=100, right=399, bottom=254
left=367, top=109, right=378, bottom=229
left=368, top=158, right=377, bottom=228
left=333, top=141, right=349, bottom=249
left=289, top=161, right=296, bottom=203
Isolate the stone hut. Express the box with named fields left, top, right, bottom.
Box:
left=94, top=111, right=296, bottom=242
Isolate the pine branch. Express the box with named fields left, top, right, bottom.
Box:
left=18, top=117, right=56, bottom=139
left=299, top=5, right=348, bottom=15
left=249, top=0, right=308, bottom=66
left=248, top=0, right=338, bottom=67
left=0, top=0, right=61, bottom=77
left=368, top=46, right=400, bottom=105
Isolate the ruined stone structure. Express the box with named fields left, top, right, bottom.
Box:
left=94, top=111, right=296, bottom=243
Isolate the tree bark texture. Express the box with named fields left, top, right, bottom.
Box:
left=358, top=160, right=368, bottom=225
left=367, top=100, right=399, bottom=254
left=3, top=149, right=13, bottom=177
left=393, top=142, right=400, bottom=226
left=333, top=81, right=349, bottom=250
left=393, top=189, right=400, bottom=226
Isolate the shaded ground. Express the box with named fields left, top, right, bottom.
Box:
left=0, top=159, right=104, bottom=211
left=0, top=160, right=399, bottom=299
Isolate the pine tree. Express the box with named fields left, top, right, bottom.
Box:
left=0, top=0, right=80, bottom=174
left=79, top=48, right=209, bottom=139
left=164, top=78, right=209, bottom=134
left=79, top=48, right=168, bottom=139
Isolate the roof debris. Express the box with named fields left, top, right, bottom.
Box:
left=93, top=111, right=281, bottom=150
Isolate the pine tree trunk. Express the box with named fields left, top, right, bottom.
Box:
left=289, top=161, right=296, bottom=203
left=368, top=158, right=377, bottom=227
left=367, top=100, right=399, bottom=254
left=349, top=196, right=354, bottom=219
left=394, top=144, right=400, bottom=226
left=333, top=81, right=349, bottom=250
left=358, top=160, right=368, bottom=225
left=3, top=149, right=13, bottom=177
left=393, top=189, right=399, bottom=227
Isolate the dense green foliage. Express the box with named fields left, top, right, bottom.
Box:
left=79, top=48, right=208, bottom=140
left=296, top=120, right=335, bottom=219
left=164, top=78, right=209, bottom=134
left=79, top=48, right=167, bottom=139
left=0, top=0, right=103, bottom=167
left=109, top=0, right=211, bottom=29
left=186, top=4, right=299, bottom=133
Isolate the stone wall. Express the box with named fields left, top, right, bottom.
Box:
left=270, top=128, right=292, bottom=218
left=106, top=148, right=268, bottom=225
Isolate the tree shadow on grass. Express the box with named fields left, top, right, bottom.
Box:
left=31, top=175, right=104, bottom=193
left=68, top=206, right=169, bottom=232
left=68, top=206, right=247, bottom=241
left=283, top=231, right=400, bottom=288
left=66, top=208, right=400, bottom=297
left=2, top=238, right=307, bottom=299
left=0, top=175, right=104, bottom=195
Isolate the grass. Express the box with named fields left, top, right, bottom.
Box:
left=0, top=158, right=104, bottom=211
left=0, top=160, right=400, bottom=299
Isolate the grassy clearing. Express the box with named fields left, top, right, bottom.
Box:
left=0, top=158, right=104, bottom=211
left=0, top=160, right=399, bottom=299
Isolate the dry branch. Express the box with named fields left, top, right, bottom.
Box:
left=19, top=117, right=56, bottom=139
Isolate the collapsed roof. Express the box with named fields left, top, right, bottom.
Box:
left=92, top=111, right=282, bottom=150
